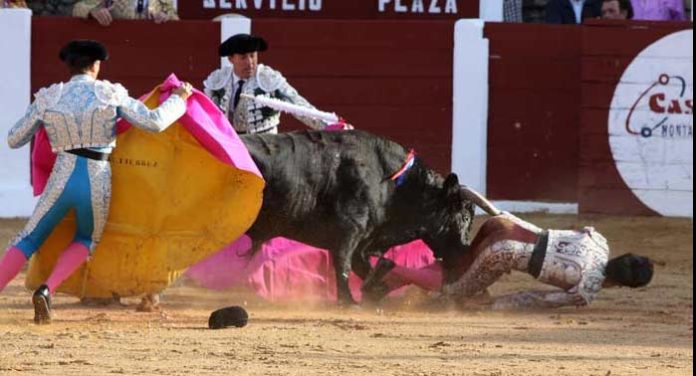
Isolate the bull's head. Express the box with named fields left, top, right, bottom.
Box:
left=421, top=173, right=475, bottom=272
left=422, top=174, right=502, bottom=285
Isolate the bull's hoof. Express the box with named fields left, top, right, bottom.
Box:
left=361, top=258, right=395, bottom=291
left=360, top=258, right=396, bottom=304
left=361, top=281, right=391, bottom=305
left=135, top=294, right=161, bottom=312
left=337, top=296, right=359, bottom=309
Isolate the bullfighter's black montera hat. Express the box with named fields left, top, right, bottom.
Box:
left=219, top=34, right=268, bottom=57
left=59, top=40, right=109, bottom=64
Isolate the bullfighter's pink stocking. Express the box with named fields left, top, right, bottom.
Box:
left=0, top=247, right=28, bottom=292
left=384, top=263, right=443, bottom=292
left=45, top=242, right=89, bottom=294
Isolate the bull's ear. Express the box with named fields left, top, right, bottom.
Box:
left=443, top=173, right=460, bottom=198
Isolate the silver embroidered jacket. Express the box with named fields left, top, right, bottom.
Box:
left=536, top=227, right=610, bottom=306
left=8, top=74, right=186, bottom=152
left=203, top=64, right=327, bottom=134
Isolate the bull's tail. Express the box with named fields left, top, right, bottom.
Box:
left=459, top=186, right=501, bottom=216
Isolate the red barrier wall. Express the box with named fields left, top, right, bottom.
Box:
left=484, top=23, right=581, bottom=202
left=29, top=18, right=692, bottom=214
left=31, top=18, right=220, bottom=99
left=579, top=20, right=693, bottom=215
left=252, top=19, right=456, bottom=173
left=31, top=18, right=456, bottom=174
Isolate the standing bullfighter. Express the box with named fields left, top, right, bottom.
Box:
left=203, top=33, right=329, bottom=135
left=0, top=40, right=192, bottom=323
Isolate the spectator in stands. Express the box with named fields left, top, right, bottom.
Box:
left=504, top=0, right=524, bottom=22
left=1, top=0, right=27, bottom=7
left=27, top=0, right=77, bottom=16
left=73, top=0, right=178, bottom=26
left=602, top=0, right=634, bottom=19
left=630, top=0, right=686, bottom=21
left=545, top=0, right=603, bottom=24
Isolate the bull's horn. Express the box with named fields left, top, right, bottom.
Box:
left=459, top=185, right=501, bottom=216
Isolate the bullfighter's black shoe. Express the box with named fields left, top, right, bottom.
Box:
left=361, top=257, right=396, bottom=302
left=32, top=284, right=52, bottom=325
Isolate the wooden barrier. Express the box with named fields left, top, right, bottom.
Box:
left=31, top=18, right=220, bottom=99
left=27, top=18, right=693, bottom=216
left=484, top=23, right=581, bottom=202
left=252, top=19, right=457, bottom=173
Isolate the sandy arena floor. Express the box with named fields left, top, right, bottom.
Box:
left=0, top=214, right=692, bottom=375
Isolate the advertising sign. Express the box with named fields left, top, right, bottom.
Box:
left=179, top=0, right=477, bottom=20
left=608, top=30, right=693, bottom=217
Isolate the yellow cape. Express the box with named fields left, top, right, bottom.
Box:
left=25, top=91, right=264, bottom=298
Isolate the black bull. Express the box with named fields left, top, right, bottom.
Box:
left=241, top=130, right=483, bottom=304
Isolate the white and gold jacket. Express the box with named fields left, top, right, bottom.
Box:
left=536, top=227, right=610, bottom=306
left=203, top=64, right=327, bottom=134
left=499, top=213, right=609, bottom=306
left=8, top=74, right=186, bottom=152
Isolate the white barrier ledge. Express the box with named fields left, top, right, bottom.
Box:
left=0, top=9, right=36, bottom=218
left=477, top=201, right=580, bottom=215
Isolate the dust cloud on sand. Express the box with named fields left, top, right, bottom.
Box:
left=0, top=215, right=692, bottom=375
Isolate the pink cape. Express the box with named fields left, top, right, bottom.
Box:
left=30, top=74, right=262, bottom=196
left=186, top=237, right=436, bottom=303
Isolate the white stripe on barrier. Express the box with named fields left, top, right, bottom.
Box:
left=479, top=0, right=504, bottom=22
left=0, top=9, right=36, bottom=218
left=475, top=201, right=579, bottom=215
left=451, top=19, right=489, bottom=196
